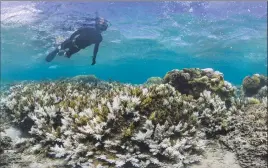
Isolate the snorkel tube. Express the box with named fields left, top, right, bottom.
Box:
left=86, top=11, right=111, bottom=27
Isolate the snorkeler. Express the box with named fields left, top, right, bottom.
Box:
left=45, top=17, right=109, bottom=65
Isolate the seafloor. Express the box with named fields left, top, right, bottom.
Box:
left=0, top=68, right=267, bottom=168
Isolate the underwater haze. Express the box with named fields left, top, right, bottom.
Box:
left=1, top=1, right=267, bottom=85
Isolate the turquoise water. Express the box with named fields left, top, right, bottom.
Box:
left=1, top=2, right=267, bottom=85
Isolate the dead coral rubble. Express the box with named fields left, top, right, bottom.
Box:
left=220, top=100, right=267, bottom=168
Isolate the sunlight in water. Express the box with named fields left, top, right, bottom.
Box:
left=1, top=1, right=267, bottom=84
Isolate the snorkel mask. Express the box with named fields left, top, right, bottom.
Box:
left=87, top=12, right=111, bottom=31
left=88, top=11, right=112, bottom=31
left=95, top=17, right=109, bottom=31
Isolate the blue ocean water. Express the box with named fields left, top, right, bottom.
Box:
left=1, top=1, right=267, bottom=85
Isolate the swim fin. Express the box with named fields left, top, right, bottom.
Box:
left=46, top=48, right=59, bottom=62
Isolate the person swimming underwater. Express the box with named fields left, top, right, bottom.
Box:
left=45, top=16, right=109, bottom=65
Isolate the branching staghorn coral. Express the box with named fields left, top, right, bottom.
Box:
left=0, top=77, right=238, bottom=168
left=7, top=67, right=267, bottom=168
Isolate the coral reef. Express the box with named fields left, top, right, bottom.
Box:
left=0, top=128, right=13, bottom=167
left=220, top=80, right=267, bottom=168
left=220, top=102, right=267, bottom=168
left=143, top=77, right=163, bottom=86
left=0, top=136, right=12, bottom=154
left=0, top=69, right=267, bottom=168
left=163, top=68, right=235, bottom=100
left=239, top=74, right=267, bottom=112
left=65, top=75, right=100, bottom=84
left=242, top=74, right=267, bottom=97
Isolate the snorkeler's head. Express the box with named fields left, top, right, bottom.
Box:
left=95, top=17, right=109, bottom=32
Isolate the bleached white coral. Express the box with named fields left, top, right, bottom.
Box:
left=261, top=97, right=267, bottom=107
left=49, top=144, right=66, bottom=158
left=0, top=77, right=226, bottom=168
left=112, top=96, right=121, bottom=111
left=142, top=88, right=149, bottom=96
left=202, top=68, right=214, bottom=73
left=6, top=98, right=17, bottom=110
left=78, top=123, right=94, bottom=134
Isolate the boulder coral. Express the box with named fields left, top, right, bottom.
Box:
left=163, top=68, right=235, bottom=101
left=242, top=74, right=267, bottom=97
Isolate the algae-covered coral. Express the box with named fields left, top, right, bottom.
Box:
left=163, top=68, right=235, bottom=100
left=0, top=68, right=267, bottom=168
left=242, top=74, right=267, bottom=97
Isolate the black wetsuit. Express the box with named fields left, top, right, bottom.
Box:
left=46, top=27, right=102, bottom=64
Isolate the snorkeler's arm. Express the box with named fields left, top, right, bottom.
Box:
left=92, top=43, right=100, bottom=65
left=91, top=35, right=103, bottom=65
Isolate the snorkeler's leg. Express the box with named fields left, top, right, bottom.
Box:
left=45, top=48, right=59, bottom=62
left=65, top=47, right=80, bottom=58
left=45, top=39, right=72, bottom=62
left=58, top=39, right=73, bottom=55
